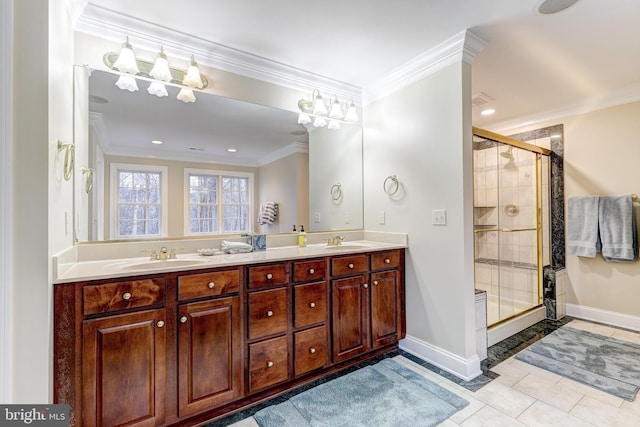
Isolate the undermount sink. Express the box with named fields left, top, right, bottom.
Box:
left=324, top=243, right=371, bottom=250
left=110, top=259, right=208, bottom=271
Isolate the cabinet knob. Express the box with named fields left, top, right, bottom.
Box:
left=309, top=268, right=315, bottom=274
left=266, top=273, right=273, bottom=280
left=385, top=258, right=391, bottom=264
left=266, top=360, right=274, bottom=368
left=348, top=263, right=354, bottom=269
left=363, top=283, right=369, bottom=289
left=207, top=281, right=215, bottom=289
left=180, top=316, right=188, bottom=323
left=309, top=302, right=316, bottom=308
left=122, top=292, right=132, bottom=300
left=309, top=347, right=316, bottom=354
left=156, top=320, right=165, bottom=328
left=373, top=280, right=379, bottom=286
left=266, top=310, right=274, bottom=317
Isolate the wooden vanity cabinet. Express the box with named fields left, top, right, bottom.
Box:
left=370, top=251, right=404, bottom=348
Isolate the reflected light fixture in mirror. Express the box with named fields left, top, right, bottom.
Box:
left=105, top=37, right=208, bottom=103
left=298, top=89, right=359, bottom=131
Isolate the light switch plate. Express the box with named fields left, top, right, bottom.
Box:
left=432, top=209, right=446, bottom=225
left=378, top=211, right=385, bottom=225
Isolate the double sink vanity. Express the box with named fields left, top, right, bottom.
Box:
left=53, top=236, right=406, bottom=426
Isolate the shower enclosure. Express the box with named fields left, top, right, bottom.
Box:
left=472, top=128, right=551, bottom=327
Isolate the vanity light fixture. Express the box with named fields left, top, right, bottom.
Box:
left=297, top=89, right=359, bottom=130
left=104, top=37, right=209, bottom=103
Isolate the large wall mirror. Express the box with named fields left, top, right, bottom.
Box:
left=73, top=66, right=363, bottom=243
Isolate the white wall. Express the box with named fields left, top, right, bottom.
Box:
left=363, top=61, right=478, bottom=373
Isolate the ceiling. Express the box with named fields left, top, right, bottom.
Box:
left=79, top=0, right=640, bottom=132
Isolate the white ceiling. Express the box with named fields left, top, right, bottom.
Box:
left=80, top=0, right=640, bottom=132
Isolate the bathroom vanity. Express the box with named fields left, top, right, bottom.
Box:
left=53, top=242, right=405, bottom=426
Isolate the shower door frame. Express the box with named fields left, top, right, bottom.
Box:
left=472, top=127, right=552, bottom=326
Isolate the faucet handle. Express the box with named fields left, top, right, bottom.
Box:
left=169, top=248, right=177, bottom=259
left=149, top=249, right=158, bottom=260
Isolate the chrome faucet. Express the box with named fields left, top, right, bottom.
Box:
left=327, top=235, right=344, bottom=246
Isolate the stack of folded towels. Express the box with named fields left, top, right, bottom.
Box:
left=567, top=194, right=638, bottom=262
left=258, top=202, right=278, bottom=225
left=221, top=240, right=253, bottom=254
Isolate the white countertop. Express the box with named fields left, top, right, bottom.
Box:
left=54, top=240, right=406, bottom=284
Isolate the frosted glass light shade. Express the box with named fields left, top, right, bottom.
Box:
left=147, top=82, right=168, bottom=97
left=328, top=120, right=341, bottom=130
left=328, top=100, right=344, bottom=120
left=182, top=55, right=204, bottom=89
left=297, top=113, right=311, bottom=125
left=113, top=38, right=139, bottom=74
left=312, top=95, right=328, bottom=116
left=313, top=116, right=328, bottom=128
left=149, top=48, right=172, bottom=82
left=344, top=100, right=358, bottom=122
left=115, top=75, right=139, bottom=92
left=177, top=88, right=196, bottom=103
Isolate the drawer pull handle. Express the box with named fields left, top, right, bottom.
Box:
left=373, top=280, right=379, bottom=286
left=122, top=292, right=132, bottom=300
left=309, top=268, right=315, bottom=274
left=348, top=263, right=354, bottom=269
left=385, top=258, right=391, bottom=264
left=267, top=310, right=274, bottom=317
left=309, top=302, right=316, bottom=308
left=266, top=273, right=273, bottom=280
left=207, top=281, right=215, bottom=289
left=267, top=360, right=274, bottom=368
left=156, top=320, right=165, bottom=328
left=180, top=316, right=188, bottom=323
left=363, top=283, right=369, bottom=289
left=309, top=347, right=316, bottom=354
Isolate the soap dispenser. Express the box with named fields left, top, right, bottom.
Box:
left=298, top=225, right=307, bottom=247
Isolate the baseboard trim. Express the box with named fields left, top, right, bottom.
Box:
left=566, top=303, right=640, bottom=332
left=399, top=335, right=482, bottom=381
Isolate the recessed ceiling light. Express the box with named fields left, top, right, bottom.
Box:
left=151, top=140, right=163, bottom=145
left=550, top=134, right=562, bottom=139
left=227, top=148, right=237, bottom=153
left=480, top=108, right=496, bottom=116
left=538, top=0, right=579, bottom=14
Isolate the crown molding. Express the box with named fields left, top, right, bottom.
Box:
left=486, top=82, right=640, bottom=133
left=76, top=4, right=362, bottom=105
left=257, top=142, right=309, bottom=167
left=363, top=29, right=487, bottom=105
left=65, top=0, right=88, bottom=28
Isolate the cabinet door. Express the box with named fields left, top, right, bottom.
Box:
left=178, top=296, right=241, bottom=417
left=371, top=270, right=401, bottom=348
left=82, top=309, right=166, bottom=427
left=331, top=275, right=370, bottom=363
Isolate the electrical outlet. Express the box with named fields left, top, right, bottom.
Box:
left=432, top=209, right=446, bottom=225
left=378, top=211, right=386, bottom=225
left=314, top=212, right=321, bottom=223
left=344, top=212, right=350, bottom=224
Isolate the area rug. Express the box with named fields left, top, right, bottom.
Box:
left=515, top=325, right=640, bottom=401
left=253, top=358, right=469, bottom=427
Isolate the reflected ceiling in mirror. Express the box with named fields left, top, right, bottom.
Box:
left=88, top=69, right=309, bottom=165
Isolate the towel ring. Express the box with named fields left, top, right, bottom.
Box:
left=330, top=183, right=342, bottom=201
left=57, top=140, right=75, bottom=181
left=383, top=175, right=399, bottom=196
left=82, top=167, right=94, bottom=193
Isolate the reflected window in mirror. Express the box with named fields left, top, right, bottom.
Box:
left=184, top=169, right=254, bottom=236
left=110, top=163, right=168, bottom=239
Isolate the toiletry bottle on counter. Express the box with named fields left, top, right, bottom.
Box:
left=298, top=225, right=307, bottom=247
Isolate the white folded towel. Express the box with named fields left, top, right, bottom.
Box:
left=567, top=196, right=600, bottom=258
left=598, top=194, right=638, bottom=262
left=221, top=240, right=253, bottom=254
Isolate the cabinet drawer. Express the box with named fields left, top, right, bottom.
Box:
left=83, top=278, right=165, bottom=316
left=248, top=288, right=288, bottom=340
left=248, top=263, right=289, bottom=289
left=331, top=254, right=369, bottom=276
left=293, top=259, right=326, bottom=283
left=294, top=326, right=328, bottom=376
left=248, top=336, right=289, bottom=392
left=371, top=250, right=401, bottom=271
left=178, top=269, right=239, bottom=301
left=294, top=282, right=327, bottom=328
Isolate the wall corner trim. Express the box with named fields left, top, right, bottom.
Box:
left=363, top=29, right=487, bottom=105
left=566, top=303, right=640, bottom=332
left=399, top=334, right=482, bottom=382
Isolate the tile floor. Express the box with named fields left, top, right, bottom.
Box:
left=227, top=319, right=640, bottom=427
